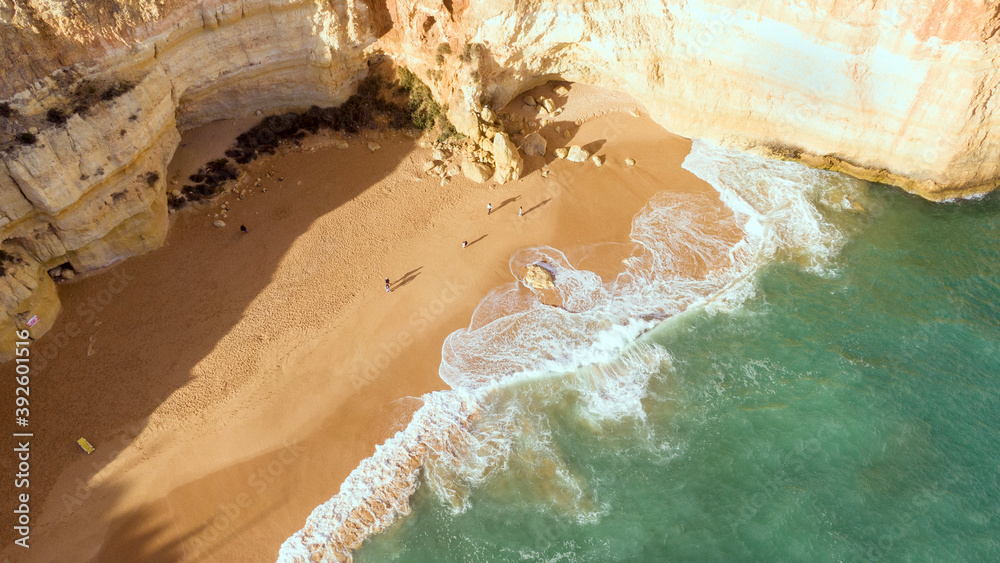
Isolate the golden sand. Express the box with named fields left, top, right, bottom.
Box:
left=0, top=83, right=739, bottom=562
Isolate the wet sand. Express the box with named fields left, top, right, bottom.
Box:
left=0, top=83, right=739, bottom=562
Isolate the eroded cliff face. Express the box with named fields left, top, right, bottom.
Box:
left=407, top=0, right=1000, bottom=198
left=0, top=0, right=380, bottom=354
left=2, top=0, right=999, bottom=355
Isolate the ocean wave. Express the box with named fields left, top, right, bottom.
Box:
left=682, top=139, right=865, bottom=274
left=277, top=390, right=483, bottom=562
left=276, top=140, right=867, bottom=562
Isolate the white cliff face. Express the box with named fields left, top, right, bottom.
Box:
left=1, top=0, right=999, bottom=354
left=425, top=0, right=1000, bottom=199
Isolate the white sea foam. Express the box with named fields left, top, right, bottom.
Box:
left=941, top=191, right=989, bottom=203
left=277, top=140, right=867, bottom=562
left=277, top=390, right=484, bottom=562
left=682, top=139, right=864, bottom=274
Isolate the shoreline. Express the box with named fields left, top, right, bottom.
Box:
left=0, top=83, right=738, bottom=562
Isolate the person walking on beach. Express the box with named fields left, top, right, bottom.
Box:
left=518, top=206, right=523, bottom=217
left=487, top=203, right=492, bottom=215
left=385, top=278, right=391, bottom=293
left=463, top=240, right=468, bottom=249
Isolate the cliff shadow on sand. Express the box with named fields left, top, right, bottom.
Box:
left=0, top=127, right=421, bottom=561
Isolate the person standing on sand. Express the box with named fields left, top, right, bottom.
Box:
left=240, top=224, right=248, bottom=233
left=487, top=203, right=492, bottom=215
left=463, top=240, right=468, bottom=249
left=518, top=206, right=523, bottom=217
left=385, top=278, right=391, bottom=293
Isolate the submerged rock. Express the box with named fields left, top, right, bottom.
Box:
left=524, top=263, right=555, bottom=290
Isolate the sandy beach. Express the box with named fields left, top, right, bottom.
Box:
left=1, top=83, right=738, bottom=562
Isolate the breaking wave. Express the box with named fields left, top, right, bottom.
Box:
left=277, top=140, right=868, bottom=562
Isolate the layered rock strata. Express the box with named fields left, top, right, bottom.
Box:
left=0, top=0, right=379, bottom=355
left=2, top=0, right=1000, bottom=354
left=380, top=0, right=1000, bottom=200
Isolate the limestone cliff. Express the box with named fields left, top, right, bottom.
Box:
left=2, top=0, right=1000, bottom=355
left=0, top=0, right=379, bottom=355
left=399, top=0, right=1000, bottom=199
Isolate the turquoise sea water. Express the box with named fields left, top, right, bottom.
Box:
left=352, top=184, right=1000, bottom=562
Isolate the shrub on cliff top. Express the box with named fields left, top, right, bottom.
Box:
left=222, top=69, right=452, bottom=167
left=47, top=108, right=68, bottom=125
left=397, top=68, right=418, bottom=91
left=396, top=68, right=444, bottom=130
left=167, top=192, right=187, bottom=211
left=17, top=133, right=37, bottom=145
left=438, top=120, right=461, bottom=143
left=460, top=42, right=481, bottom=63
left=435, top=42, right=452, bottom=67
left=0, top=249, right=24, bottom=277
left=334, top=74, right=393, bottom=133
left=101, top=82, right=135, bottom=101
left=0, top=103, right=13, bottom=118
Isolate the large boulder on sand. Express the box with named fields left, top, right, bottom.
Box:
left=522, top=132, right=547, bottom=157
left=524, top=263, right=555, bottom=290
left=461, top=159, right=494, bottom=183
left=566, top=145, right=591, bottom=162
left=492, top=132, right=524, bottom=184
